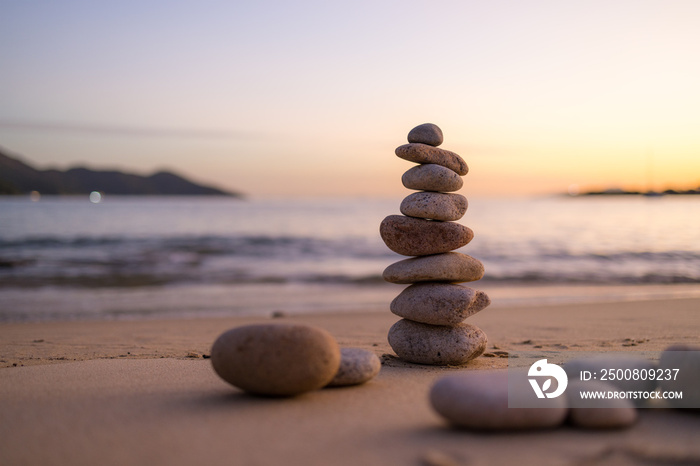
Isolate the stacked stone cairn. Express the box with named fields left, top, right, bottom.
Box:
left=380, top=123, right=490, bottom=366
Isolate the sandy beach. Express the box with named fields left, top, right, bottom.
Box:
left=2, top=293, right=700, bottom=466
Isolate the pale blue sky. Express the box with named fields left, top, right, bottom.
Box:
left=2, top=1, right=700, bottom=196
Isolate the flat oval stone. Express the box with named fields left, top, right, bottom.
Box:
left=383, top=252, right=485, bottom=284
left=567, top=380, right=637, bottom=429
left=564, top=356, right=657, bottom=393
left=380, top=215, right=473, bottom=256
left=407, top=123, right=443, bottom=146
left=430, top=372, right=568, bottom=430
left=326, top=347, right=381, bottom=387
left=211, top=323, right=340, bottom=396
left=388, top=319, right=487, bottom=365
left=400, top=192, right=468, bottom=221
left=391, top=283, right=490, bottom=325
left=395, top=143, right=468, bottom=176
left=659, top=344, right=700, bottom=409
left=402, top=164, right=463, bottom=192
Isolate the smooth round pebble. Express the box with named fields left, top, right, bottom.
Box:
left=400, top=192, right=467, bottom=222
left=567, top=380, right=637, bottom=429
left=383, top=252, right=485, bottom=284
left=402, top=164, right=463, bottom=192
left=407, top=123, right=443, bottom=146
left=659, top=344, right=700, bottom=409
left=326, top=347, right=381, bottom=387
left=380, top=215, right=473, bottom=256
left=395, top=143, right=468, bottom=176
left=211, top=323, right=340, bottom=396
left=430, top=371, right=568, bottom=430
left=390, top=283, right=490, bottom=325
left=388, top=319, right=487, bottom=365
left=564, top=356, right=657, bottom=393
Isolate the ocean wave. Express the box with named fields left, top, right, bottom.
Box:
left=482, top=272, right=700, bottom=284
left=478, top=249, right=700, bottom=262
left=0, top=234, right=393, bottom=258
left=482, top=249, right=700, bottom=284
left=0, top=271, right=389, bottom=289
left=5, top=235, right=700, bottom=260
left=1, top=233, right=699, bottom=288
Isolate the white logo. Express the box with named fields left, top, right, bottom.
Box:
left=528, top=359, right=568, bottom=398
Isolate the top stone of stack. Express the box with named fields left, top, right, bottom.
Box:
left=407, top=123, right=443, bottom=147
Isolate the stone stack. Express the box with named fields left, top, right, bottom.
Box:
left=380, top=123, right=490, bottom=366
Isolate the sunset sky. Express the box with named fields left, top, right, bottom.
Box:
left=1, top=0, right=699, bottom=197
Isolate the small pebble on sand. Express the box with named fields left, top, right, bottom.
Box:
left=327, top=347, right=381, bottom=387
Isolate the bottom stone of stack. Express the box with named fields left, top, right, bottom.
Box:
left=388, top=319, right=487, bottom=366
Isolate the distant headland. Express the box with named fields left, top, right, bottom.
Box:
left=0, top=147, right=242, bottom=197
left=577, top=187, right=700, bottom=196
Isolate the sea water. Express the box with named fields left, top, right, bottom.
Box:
left=1, top=195, right=699, bottom=321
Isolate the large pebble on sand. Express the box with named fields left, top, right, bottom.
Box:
left=567, top=380, right=637, bottom=429
left=402, top=164, right=463, bottom=193
left=380, top=215, right=473, bottom=256
left=396, top=143, right=468, bottom=176
left=400, top=192, right=468, bottom=221
left=326, top=347, right=381, bottom=387
left=391, top=283, right=490, bottom=325
left=388, top=319, right=486, bottom=365
left=211, top=323, right=340, bottom=396
left=430, top=371, right=568, bottom=430
left=383, top=252, right=485, bottom=284
left=407, top=123, right=443, bottom=146
left=659, top=344, right=700, bottom=409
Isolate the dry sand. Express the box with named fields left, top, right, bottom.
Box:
left=2, top=296, right=700, bottom=465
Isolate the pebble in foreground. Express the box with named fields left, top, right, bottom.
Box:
left=659, top=344, right=700, bottom=409
left=567, top=380, right=637, bottom=429
left=326, top=347, right=381, bottom=387
left=211, top=323, right=340, bottom=396
left=430, top=371, right=568, bottom=430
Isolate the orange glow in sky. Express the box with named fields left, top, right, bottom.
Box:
left=1, top=1, right=699, bottom=197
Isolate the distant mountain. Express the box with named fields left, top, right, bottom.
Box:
left=0, top=148, right=241, bottom=197
left=579, top=187, right=700, bottom=196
